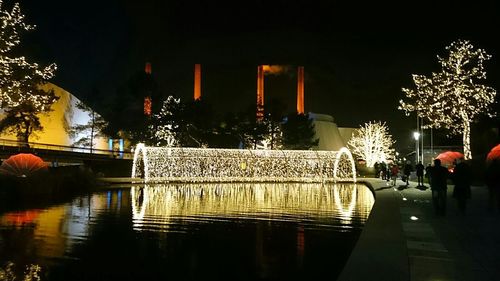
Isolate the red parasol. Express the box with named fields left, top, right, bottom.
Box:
left=0, top=153, right=48, bottom=177
left=487, top=144, right=500, bottom=162
left=435, top=151, right=464, bottom=167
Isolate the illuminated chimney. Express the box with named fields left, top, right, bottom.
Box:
left=256, top=65, right=264, bottom=120
left=144, top=96, right=152, bottom=116
left=144, top=62, right=152, bottom=116
left=297, top=66, right=304, bottom=114
left=194, top=64, right=201, bottom=101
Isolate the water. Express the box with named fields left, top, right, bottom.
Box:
left=0, top=183, right=374, bottom=281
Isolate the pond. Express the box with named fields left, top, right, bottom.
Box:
left=0, top=183, right=374, bottom=281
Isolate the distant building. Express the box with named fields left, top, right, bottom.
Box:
left=309, top=113, right=355, bottom=151
left=0, top=83, right=108, bottom=151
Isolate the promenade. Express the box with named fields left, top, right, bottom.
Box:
left=338, top=178, right=500, bottom=281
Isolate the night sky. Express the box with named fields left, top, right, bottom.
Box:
left=11, top=0, right=500, bottom=151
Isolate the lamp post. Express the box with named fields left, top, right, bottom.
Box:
left=413, top=131, right=420, bottom=164
left=420, top=118, right=424, bottom=164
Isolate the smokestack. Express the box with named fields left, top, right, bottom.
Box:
left=194, top=64, right=201, bottom=101
left=144, top=62, right=152, bottom=116
left=144, top=96, right=152, bottom=116
left=256, top=65, right=264, bottom=120
left=297, top=66, right=304, bottom=114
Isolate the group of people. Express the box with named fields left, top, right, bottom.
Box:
left=428, top=157, right=500, bottom=216
left=375, top=162, right=403, bottom=187
left=375, top=161, right=425, bottom=188
left=375, top=157, right=500, bottom=216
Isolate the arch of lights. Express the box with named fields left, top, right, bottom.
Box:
left=130, top=183, right=375, bottom=231
left=132, top=144, right=357, bottom=183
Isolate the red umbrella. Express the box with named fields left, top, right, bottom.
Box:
left=435, top=151, right=464, bottom=167
left=0, top=153, right=48, bottom=177
left=487, top=144, right=500, bottom=162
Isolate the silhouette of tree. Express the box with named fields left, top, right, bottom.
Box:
left=282, top=113, right=318, bottom=150
left=68, top=96, right=109, bottom=153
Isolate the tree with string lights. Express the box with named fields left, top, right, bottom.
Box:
left=347, top=121, right=395, bottom=168
left=149, top=95, right=181, bottom=147
left=399, top=39, right=496, bottom=160
left=0, top=1, right=58, bottom=145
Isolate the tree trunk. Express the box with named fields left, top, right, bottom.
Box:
left=463, top=121, right=472, bottom=160
left=90, top=110, right=95, bottom=154
left=20, top=116, right=31, bottom=147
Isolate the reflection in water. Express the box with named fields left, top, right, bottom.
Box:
left=0, top=183, right=373, bottom=281
left=0, top=194, right=116, bottom=262
left=131, top=183, right=374, bottom=231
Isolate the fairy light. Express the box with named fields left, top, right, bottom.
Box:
left=132, top=144, right=357, bottom=183
left=347, top=121, right=395, bottom=167
left=1, top=1, right=57, bottom=110
left=400, top=39, right=497, bottom=160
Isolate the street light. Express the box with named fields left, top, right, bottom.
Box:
left=413, top=131, right=420, bottom=163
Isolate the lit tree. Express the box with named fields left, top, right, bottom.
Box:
left=0, top=1, right=58, bottom=144
left=149, top=95, right=181, bottom=146
left=348, top=121, right=395, bottom=167
left=69, top=100, right=109, bottom=153
left=399, top=39, right=496, bottom=159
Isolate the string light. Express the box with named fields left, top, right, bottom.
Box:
left=348, top=121, right=395, bottom=167
left=0, top=1, right=57, bottom=110
left=132, top=144, right=357, bottom=183
left=400, top=39, right=497, bottom=160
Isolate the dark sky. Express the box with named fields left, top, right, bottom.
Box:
left=11, top=0, right=500, bottom=151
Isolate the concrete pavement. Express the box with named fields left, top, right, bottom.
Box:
left=338, top=178, right=500, bottom=281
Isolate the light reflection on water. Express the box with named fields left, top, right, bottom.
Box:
left=0, top=183, right=374, bottom=281
left=131, top=183, right=374, bottom=232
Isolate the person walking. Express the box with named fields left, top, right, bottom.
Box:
left=425, top=163, right=432, bottom=185
left=451, top=158, right=472, bottom=215
left=430, top=159, right=449, bottom=215
left=403, top=161, right=412, bottom=186
left=391, top=164, right=399, bottom=186
left=416, top=161, right=425, bottom=187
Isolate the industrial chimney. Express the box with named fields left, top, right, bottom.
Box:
left=144, top=62, right=152, bottom=116
left=194, top=64, right=201, bottom=101
left=297, top=66, right=304, bottom=114
left=256, top=65, right=264, bottom=120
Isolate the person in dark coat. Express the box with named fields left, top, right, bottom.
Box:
left=451, top=158, right=472, bottom=214
left=403, top=162, right=412, bottom=186
left=430, top=159, right=449, bottom=215
left=485, top=158, right=500, bottom=211
left=416, top=161, right=425, bottom=187
left=425, top=163, right=432, bottom=185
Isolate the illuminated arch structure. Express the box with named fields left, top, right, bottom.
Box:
left=132, top=144, right=357, bottom=183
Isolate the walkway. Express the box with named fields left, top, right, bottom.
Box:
left=338, top=178, right=500, bottom=281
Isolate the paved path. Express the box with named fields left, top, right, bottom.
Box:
left=338, top=178, right=500, bottom=281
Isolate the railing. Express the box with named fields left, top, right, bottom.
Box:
left=0, top=138, right=133, bottom=159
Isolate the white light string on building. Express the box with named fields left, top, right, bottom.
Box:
left=132, top=143, right=357, bottom=183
